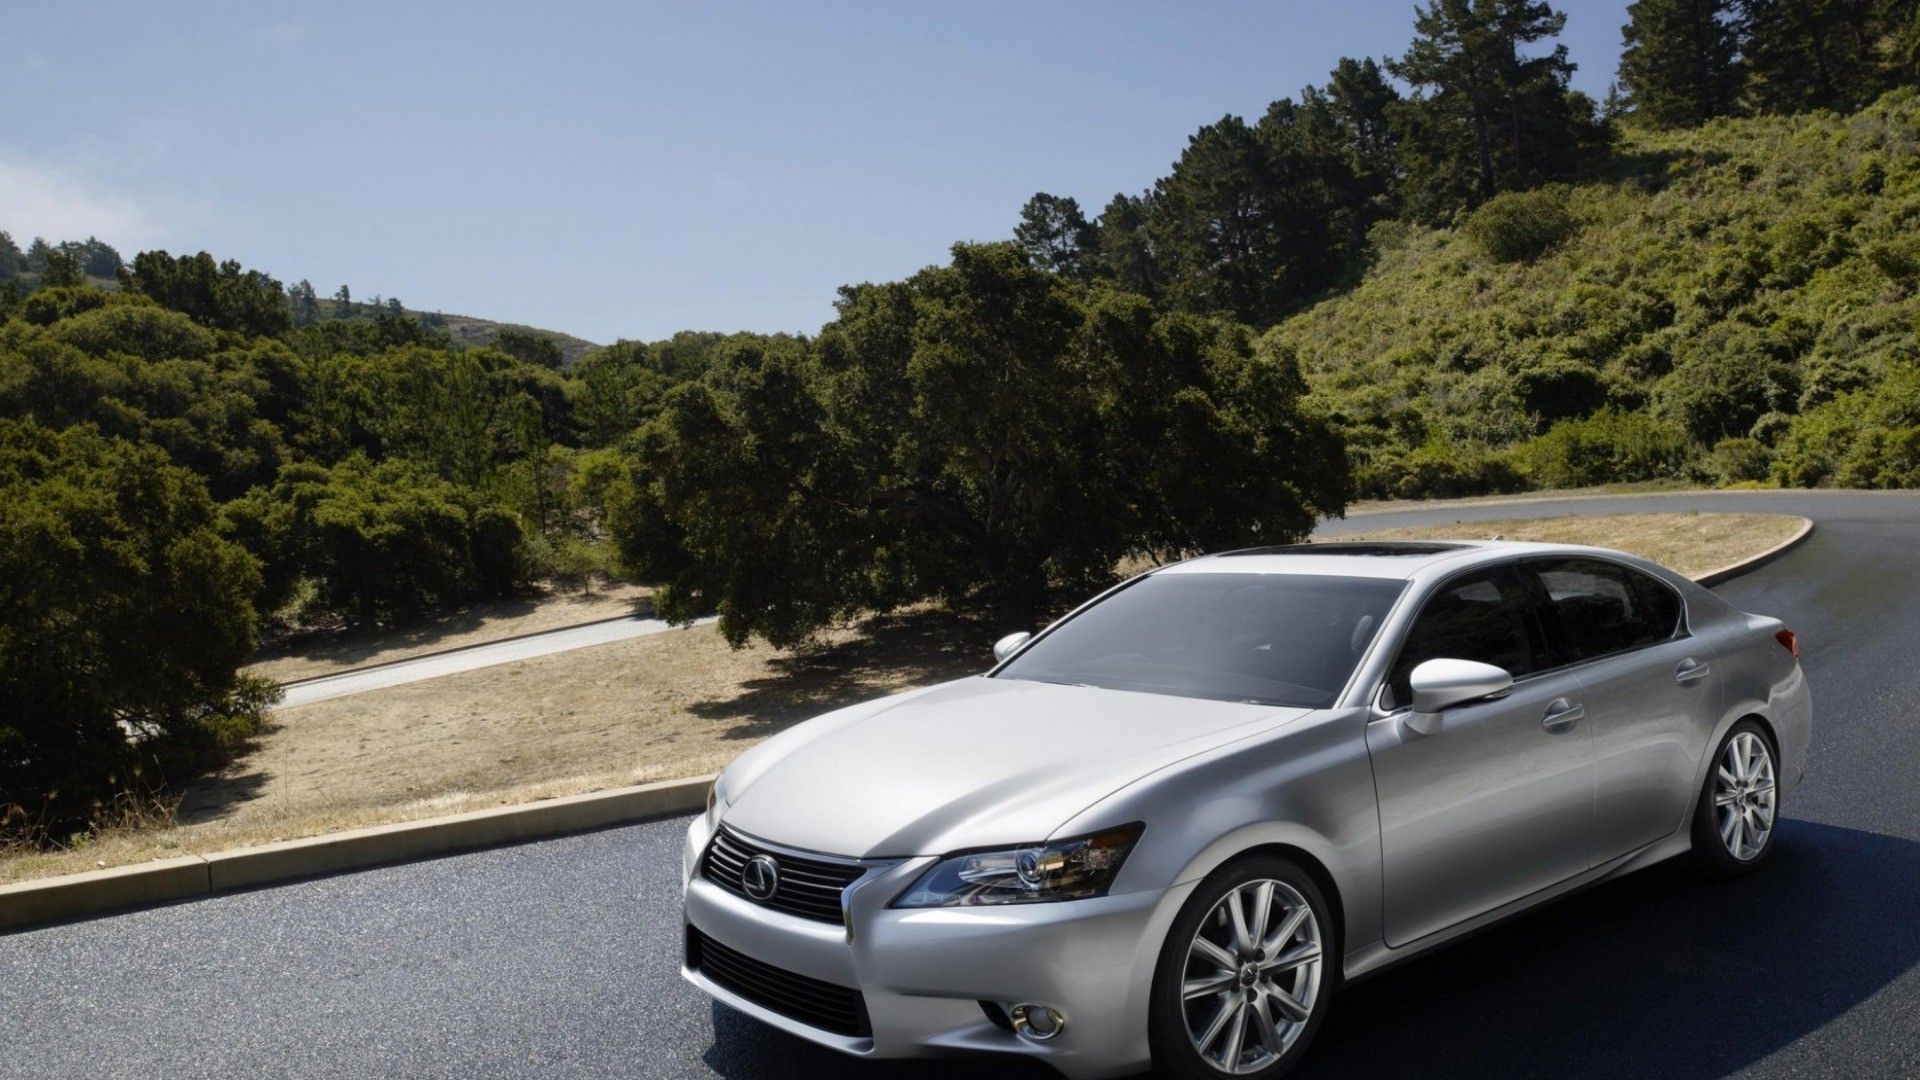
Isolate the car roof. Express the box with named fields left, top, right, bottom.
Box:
left=1153, top=539, right=1648, bottom=582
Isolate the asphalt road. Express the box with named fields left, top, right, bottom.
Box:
left=3, top=490, right=1917, bottom=1079
left=278, top=615, right=716, bottom=708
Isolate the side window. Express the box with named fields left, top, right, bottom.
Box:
left=1383, top=567, right=1538, bottom=710
left=1527, top=558, right=1683, bottom=664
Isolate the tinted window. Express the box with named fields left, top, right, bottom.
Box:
left=994, top=573, right=1407, bottom=709
left=1527, top=558, right=1683, bottom=663
left=1384, top=567, right=1539, bottom=710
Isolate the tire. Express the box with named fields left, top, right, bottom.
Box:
left=1148, top=855, right=1335, bottom=1080
left=1689, top=718, right=1782, bottom=877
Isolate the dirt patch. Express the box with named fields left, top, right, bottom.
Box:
left=1332, top=511, right=1804, bottom=578
left=248, top=582, right=654, bottom=684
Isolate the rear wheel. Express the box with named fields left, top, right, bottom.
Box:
left=1690, top=719, right=1780, bottom=876
left=1149, top=856, right=1333, bottom=1079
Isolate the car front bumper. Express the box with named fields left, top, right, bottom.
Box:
left=679, top=812, right=1189, bottom=1080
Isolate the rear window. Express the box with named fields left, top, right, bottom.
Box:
left=1528, top=558, right=1684, bottom=663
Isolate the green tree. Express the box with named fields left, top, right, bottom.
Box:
left=1014, top=193, right=1100, bottom=279
left=1389, top=0, right=1606, bottom=219
left=226, top=455, right=532, bottom=626
left=1618, top=0, right=1746, bottom=126
left=1739, top=0, right=1881, bottom=113
left=1092, top=192, right=1164, bottom=298
left=0, top=420, right=273, bottom=838
left=122, top=250, right=292, bottom=337
left=39, top=249, right=83, bottom=288
left=623, top=244, right=1347, bottom=645
left=494, top=328, right=566, bottom=370
left=289, top=279, right=322, bottom=326
left=1147, top=102, right=1363, bottom=323
left=1325, top=57, right=1405, bottom=215
left=0, top=231, right=21, bottom=280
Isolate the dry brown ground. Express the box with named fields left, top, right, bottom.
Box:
left=248, top=582, right=654, bottom=683
left=2, top=512, right=1803, bottom=883
left=1334, top=511, right=1804, bottom=578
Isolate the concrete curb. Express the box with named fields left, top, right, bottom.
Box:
left=1692, top=515, right=1816, bottom=587
left=0, top=774, right=713, bottom=932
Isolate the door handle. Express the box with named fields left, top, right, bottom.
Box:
left=1675, top=658, right=1712, bottom=684
left=1542, top=699, right=1585, bottom=730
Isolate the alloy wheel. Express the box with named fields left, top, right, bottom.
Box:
left=1713, top=730, right=1777, bottom=861
left=1180, top=878, right=1324, bottom=1075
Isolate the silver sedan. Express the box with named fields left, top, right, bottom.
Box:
left=680, top=541, right=1811, bottom=1078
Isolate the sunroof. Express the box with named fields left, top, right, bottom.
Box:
left=1218, top=541, right=1469, bottom=557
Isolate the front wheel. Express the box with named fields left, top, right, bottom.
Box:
left=1148, top=856, right=1334, bottom=1079
left=1689, top=719, right=1781, bottom=876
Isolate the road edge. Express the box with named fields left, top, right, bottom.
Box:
left=0, top=775, right=713, bottom=932
left=1692, top=515, right=1815, bottom=586
left=0, top=516, right=1817, bottom=933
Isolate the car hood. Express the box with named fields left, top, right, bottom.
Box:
left=718, top=676, right=1307, bottom=858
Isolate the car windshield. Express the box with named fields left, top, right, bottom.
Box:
left=994, top=572, right=1407, bottom=709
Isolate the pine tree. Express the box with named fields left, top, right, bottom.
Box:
left=1388, top=0, right=1605, bottom=220
left=1618, top=0, right=1746, bottom=126
left=1740, top=0, right=1880, bottom=113
left=1014, top=193, right=1100, bottom=279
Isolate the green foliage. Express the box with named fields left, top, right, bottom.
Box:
left=622, top=243, right=1348, bottom=646
left=1618, top=0, right=1745, bottom=127
left=1277, top=91, right=1920, bottom=496
left=0, top=419, right=273, bottom=836
left=1014, top=193, right=1099, bottom=279
left=122, top=250, right=292, bottom=337
left=493, top=328, right=567, bottom=370
left=1463, top=186, right=1578, bottom=262
left=1514, top=407, right=1692, bottom=486
left=225, top=455, right=534, bottom=626
left=1389, top=0, right=1609, bottom=220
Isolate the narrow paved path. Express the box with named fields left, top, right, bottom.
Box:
left=278, top=615, right=717, bottom=708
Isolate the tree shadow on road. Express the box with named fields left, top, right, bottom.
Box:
left=697, top=821, right=1920, bottom=1079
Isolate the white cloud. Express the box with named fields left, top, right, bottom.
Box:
left=0, top=151, right=163, bottom=249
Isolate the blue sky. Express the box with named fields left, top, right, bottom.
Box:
left=5, top=1, right=1631, bottom=344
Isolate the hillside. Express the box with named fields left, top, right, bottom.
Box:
left=430, top=312, right=600, bottom=365
left=1268, top=89, right=1920, bottom=499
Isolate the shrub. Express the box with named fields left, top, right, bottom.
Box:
left=1515, top=407, right=1692, bottom=488
left=1462, top=186, right=1576, bottom=263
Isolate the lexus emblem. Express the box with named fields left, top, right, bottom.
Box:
left=741, top=854, right=781, bottom=902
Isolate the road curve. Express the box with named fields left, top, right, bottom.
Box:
left=278, top=615, right=718, bottom=708
left=2, top=490, right=1916, bottom=1080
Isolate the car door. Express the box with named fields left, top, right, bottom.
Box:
left=1365, top=563, right=1596, bottom=947
left=1521, top=557, right=1722, bottom=867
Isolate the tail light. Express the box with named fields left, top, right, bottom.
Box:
left=1775, top=628, right=1800, bottom=658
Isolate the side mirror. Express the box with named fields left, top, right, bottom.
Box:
left=1404, top=659, right=1513, bottom=736
left=992, top=631, right=1033, bottom=664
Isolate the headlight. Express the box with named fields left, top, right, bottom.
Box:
left=706, top=773, right=730, bottom=816
left=891, top=823, right=1143, bottom=908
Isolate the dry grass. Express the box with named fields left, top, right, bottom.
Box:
left=2, top=512, right=1803, bottom=884
left=248, top=581, right=653, bottom=684
left=3, top=606, right=990, bottom=884
left=1333, top=511, right=1804, bottom=578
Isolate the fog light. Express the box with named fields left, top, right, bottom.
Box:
left=1009, top=1003, right=1066, bottom=1042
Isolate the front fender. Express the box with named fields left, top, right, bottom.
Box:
left=1056, top=707, right=1384, bottom=988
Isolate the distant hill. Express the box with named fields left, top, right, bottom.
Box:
left=429, top=312, right=601, bottom=365
left=307, top=300, right=601, bottom=365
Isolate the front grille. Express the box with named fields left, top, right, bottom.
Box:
left=687, top=927, right=871, bottom=1038
left=701, top=826, right=865, bottom=924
